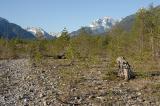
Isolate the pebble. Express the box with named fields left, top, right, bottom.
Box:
left=137, top=92, right=141, bottom=96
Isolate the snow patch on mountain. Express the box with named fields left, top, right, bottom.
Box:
left=26, top=27, right=54, bottom=39
left=49, top=32, right=62, bottom=38
left=89, top=16, right=117, bottom=34
left=70, top=16, right=118, bottom=35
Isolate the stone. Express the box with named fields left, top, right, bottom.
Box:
left=137, top=92, right=141, bottom=96
left=116, top=56, right=135, bottom=80
left=128, top=95, right=132, bottom=99
left=137, top=98, right=144, bottom=102
left=89, top=95, right=96, bottom=99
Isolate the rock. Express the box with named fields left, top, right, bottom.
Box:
left=89, top=95, right=96, bottom=99
left=118, top=83, right=123, bottom=87
left=144, top=100, right=150, bottom=104
left=136, top=92, right=141, bottom=96
left=95, top=87, right=98, bottom=90
left=99, top=90, right=108, bottom=96
left=126, top=103, right=130, bottom=106
left=137, top=97, right=144, bottom=102
left=128, top=95, right=132, bottom=99
left=116, top=56, right=135, bottom=80
left=156, top=102, right=160, bottom=105
left=96, top=96, right=105, bottom=102
left=0, top=96, right=5, bottom=104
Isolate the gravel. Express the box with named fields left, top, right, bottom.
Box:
left=0, top=58, right=160, bottom=106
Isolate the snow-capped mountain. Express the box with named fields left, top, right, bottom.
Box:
left=25, top=17, right=118, bottom=38
left=49, top=32, right=62, bottom=38
left=26, top=27, right=54, bottom=39
left=70, top=16, right=118, bottom=35
left=90, top=16, right=117, bottom=33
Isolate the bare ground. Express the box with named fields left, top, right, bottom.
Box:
left=0, top=58, right=160, bottom=106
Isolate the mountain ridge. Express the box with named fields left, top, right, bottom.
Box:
left=0, top=17, right=35, bottom=39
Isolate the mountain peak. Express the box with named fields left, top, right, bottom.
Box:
left=90, top=16, right=116, bottom=28
left=26, top=27, right=45, bottom=35
left=89, top=16, right=117, bottom=34
left=26, top=27, right=54, bottom=39
left=70, top=16, right=117, bottom=36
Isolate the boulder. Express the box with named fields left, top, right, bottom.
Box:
left=116, top=57, right=135, bottom=80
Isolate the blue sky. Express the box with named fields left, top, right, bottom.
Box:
left=0, top=0, right=160, bottom=32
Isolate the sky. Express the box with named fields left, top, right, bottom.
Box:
left=0, top=0, right=160, bottom=32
